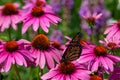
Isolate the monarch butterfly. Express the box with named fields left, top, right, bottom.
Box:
left=60, top=32, right=82, bottom=63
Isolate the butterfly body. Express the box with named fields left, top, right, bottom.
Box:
left=61, top=32, right=82, bottom=63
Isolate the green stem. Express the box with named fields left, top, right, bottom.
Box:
left=40, top=69, right=43, bottom=77
left=37, top=67, right=43, bottom=80
left=37, top=67, right=40, bottom=80
left=14, top=64, right=21, bottom=80
left=26, top=31, right=30, bottom=40
left=91, top=27, right=95, bottom=43
left=37, top=28, right=40, bottom=34
left=19, top=0, right=24, bottom=6
left=8, top=27, right=12, bottom=40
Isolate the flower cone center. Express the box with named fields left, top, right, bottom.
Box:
left=2, top=2, right=18, bottom=15
left=5, top=40, right=18, bottom=52
left=59, top=61, right=75, bottom=74
left=35, top=0, right=45, bottom=6
left=31, top=6, right=44, bottom=17
left=107, top=42, right=117, bottom=49
left=32, top=34, right=50, bottom=50
left=90, top=75, right=102, bottom=80
left=87, top=17, right=95, bottom=23
left=94, top=46, right=107, bottom=56
left=51, top=41, right=61, bottom=50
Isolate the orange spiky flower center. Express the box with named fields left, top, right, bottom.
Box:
left=87, top=17, right=95, bottom=23
left=59, top=61, right=76, bottom=74
left=32, top=34, right=50, bottom=50
left=94, top=46, right=107, bottom=56
left=2, top=2, right=18, bottom=15
left=31, top=6, right=44, bottom=17
left=107, top=42, right=117, bottom=49
left=5, top=40, right=19, bottom=52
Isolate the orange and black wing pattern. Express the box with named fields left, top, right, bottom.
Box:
left=61, top=32, right=82, bottom=62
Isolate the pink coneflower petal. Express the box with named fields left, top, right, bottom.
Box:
left=52, top=74, right=63, bottom=80
left=1, top=16, right=10, bottom=31
left=33, top=18, right=39, bottom=31
left=0, top=53, right=8, bottom=64
left=41, top=70, right=59, bottom=79
left=39, top=19, right=49, bottom=32
left=78, top=54, right=94, bottom=63
left=108, top=54, right=120, bottom=62
left=65, top=75, right=70, bottom=80
left=12, top=23, right=17, bottom=30
left=104, top=25, right=114, bottom=34
left=35, top=51, right=40, bottom=66
left=43, top=17, right=50, bottom=28
left=45, top=14, right=60, bottom=23
left=91, top=58, right=99, bottom=71
left=15, top=52, right=27, bottom=67
left=100, top=57, right=108, bottom=69
left=106, top=28, right=119, bottom=39
left=71, top=75, right=78, bottom=80
left=50, top=50, right=60, bottom=63
left=105, top=57, right=114, bottom=71
left=39, top=52, right=45, bottom=69
left=20, top=50, right=33, bottom=61
left=95, top=13, right=102, bottom=19
left=14, top=53, right=23, bottom=66
left=44, top=51, right=54, bottom=68
left=22, top=18, right=34, bottom=34
left=4, top=55, right=12, bottom=72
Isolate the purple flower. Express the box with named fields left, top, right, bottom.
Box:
left=25, top=34, right=62, bottom=69
left=78, top=45, right=120, bottom=73
left=79, top=0, right=111, bottom=35
left=21, top=5, right=61, bottom=34
left=41, top=61, right=90, bottom=80
left=0, top=2, right=23, bottom=32
left=99, top=36, right=120, bottom=50
left=0, top=40, right=33, bottom=72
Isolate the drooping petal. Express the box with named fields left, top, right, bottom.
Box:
left=4, top=55, right=12, bottom=72
left=41, top=70, right=59, bottom=79
left=33, top=18, right=39, bottom=31
left=39, top=51, right=45, bottom=69
left=44, top=51, right=54, bottom=68
left=39, top=18, right=48, bottom=33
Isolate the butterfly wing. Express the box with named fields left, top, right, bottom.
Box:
left=61, top=32, right=82, bottom=62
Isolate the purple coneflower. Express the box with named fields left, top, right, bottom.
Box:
left=22, top=5, right=61, bottom=34
left=104, top=20, right=120, bottom=39
left=99, top=36, right=120, bottom=50
left=0, top=40, right=33, bottom=72
left=41, top=61, right=90, bottom=80
left=78, top=44, right=120, bottom=73
left=81, top=12, right=102, bottom=25
left=27, top=34, right=62, bottom=69
left=0, top=2, right=23, bottom=31
left=23, top=0, right=47, bottom=10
